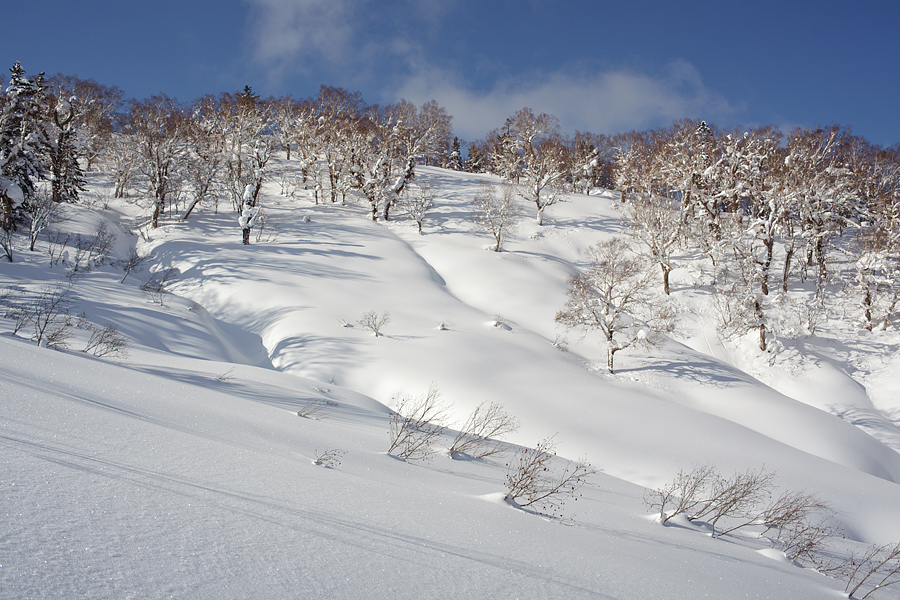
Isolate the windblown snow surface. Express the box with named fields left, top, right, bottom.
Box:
left=3, top=162, right=900, bottom=599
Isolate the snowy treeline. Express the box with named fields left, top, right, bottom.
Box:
left=2, top=61, right=898, bottom=341
left=467, top=111, right=900, bottom=343
left=607, top=120, right=900, bottom=345
left=0, top=64, right=452, bottom=253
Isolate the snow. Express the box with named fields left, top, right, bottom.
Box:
left=3, top=161, right=900, bottom=598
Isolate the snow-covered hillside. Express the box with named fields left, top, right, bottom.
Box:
left=3, top=162, right=900, bottom=599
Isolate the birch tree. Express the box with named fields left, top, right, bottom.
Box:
left=556, top=237, right=675, bottom=373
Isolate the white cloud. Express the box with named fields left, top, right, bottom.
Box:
left=394, top=61, right=743, bottom=141
left=245, top=0, right=358, bottom=78
left=244, top=0, right=444, bottom=88
left=242, top=2, right=742, bottom=140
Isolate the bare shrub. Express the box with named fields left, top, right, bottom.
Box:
left=296, top=400, right=327, bottom=419
left=644, top=464, right=719, bottom=525
left=690, top=467, right=777, bottom=537
left=844, top=542, right=900, bottom=598
left=504, top=437, right=595, bottom=519
left=449, top=401, right=519, bottom=459
left=9, top=283, right=76, bottom=348
left=313, top=449, right=346, bottom=468
left=387, top=384, right=450, bottom=461
left=647, top=464, right=840, bottom=563
left=70, top=222, right=116, bottom=274
left=745, top=490, right=832, bottom=538
left=82, top=323, right=129, bottom=358
left=118, top=248, right=150, bottom=283
left=357, top=310, right=391, bottom=337
left=772, top=513, right=842, bottom=565
left=47, top=232, right=70, bottom=266
left=213, top=367, right=235, bottom=382
left=141, top=267, right=178, bottom=304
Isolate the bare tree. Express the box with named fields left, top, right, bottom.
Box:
left=357, top=310, right=390, bottom=336
left=623, top=191, right=683, bottom=295
left=398, top=180, right=435, bottom=234
left=102, top=133, right=138, bottom=198
left=47, top=74, right=124, bottom=171
left=472, top=182, right=519, bottom=252
left=23, top=189, right=64, bottom=251
left=352, top=99, right=452, bottom=221
left=496, top=108, right=568, bottom=225
left=781, top=125, right=856, bottom=300
left=127, top=95, right=188, bottom=228
left=556, top=237, right=675, bottom=373
left=181, top=95, right=225, bottom=219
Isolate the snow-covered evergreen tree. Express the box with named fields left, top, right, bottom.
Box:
left=0, top=62, right=48, bottom=234
left=45, top=94, right=86, bottom=204
left=447, top=137, right=463, bottom=171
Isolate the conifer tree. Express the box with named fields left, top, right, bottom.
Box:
left=46, top=94, right=86, bottom=203
left=447, top=137, right=463, bottom=170
left=0, top=62, right=48, bottom=232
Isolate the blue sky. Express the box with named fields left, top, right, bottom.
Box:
left=3, top=0, right=898, bottom=145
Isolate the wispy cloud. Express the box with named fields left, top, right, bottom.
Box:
left=395, top=61, right=744, bottom=141
left=245, top=0, right=358, bottom=81
left=243, top=1, right=742, bottom=139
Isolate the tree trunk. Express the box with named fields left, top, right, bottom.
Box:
left=782, top=240, right=796, bottom=293
left=0, top=194, right=13, bottom=232
left=761, top=239, right=773, bottom=295
left=755, top=300, right=766, bottom=351
left=863, top=286, right=873, bottom=331
left=662, top=265, right=671, bottom=295
left=242, top=227, right=250, bottom=245
left=151, top=199, right=162, bottom=229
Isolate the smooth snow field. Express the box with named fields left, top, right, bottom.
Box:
left=3, top=162, right=900, bottom=599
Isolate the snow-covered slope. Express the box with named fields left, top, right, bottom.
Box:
left=3, top=163, right=899, bottom=598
